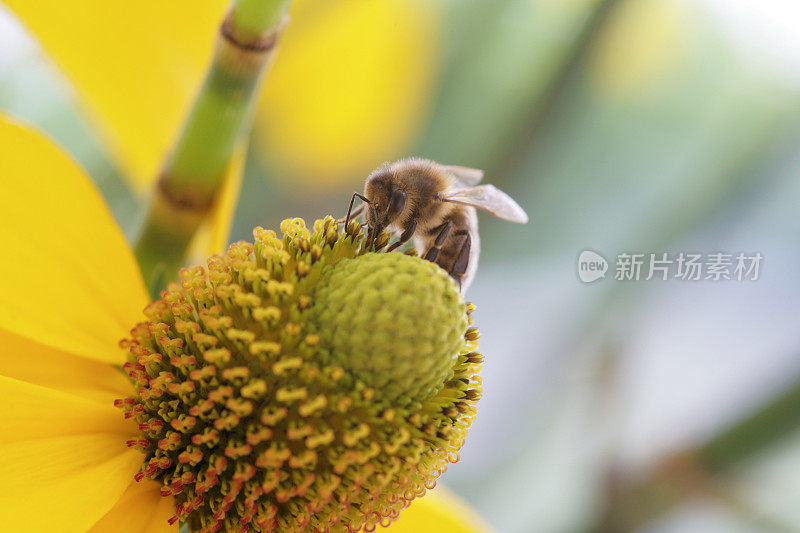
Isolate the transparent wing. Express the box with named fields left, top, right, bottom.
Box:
left=442, top=165, right=484, bottom=186
left=441, top=185, right=529, bottom=223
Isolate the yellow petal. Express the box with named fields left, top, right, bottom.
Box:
left=0, top=116, right=148, bottom=365
left=0, top=374, right=134, bottom=440
left=391, top=487, right=493, bottom=532
left=0, top=376, right=141, bottom=531
left=90, top=480, right=176, bottom=533
left=7, top=0, right=440, bottom=201
left=0, top=329, right=131, bottom=403
left=3, top=0, right=228, bottom=191
left=255, top=0, right=441, bottom=187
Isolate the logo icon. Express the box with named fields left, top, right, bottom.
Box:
left=578, top=250, right=608, bottom=283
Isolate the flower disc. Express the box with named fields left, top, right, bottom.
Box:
left=117, top=217, right=482, bottom=532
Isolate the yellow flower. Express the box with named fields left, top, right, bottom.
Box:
left=0, top=115, right=488, bottom=532
left=256, top=0, right=439, bottom=188
left=3, top=0, right=440, bottom=193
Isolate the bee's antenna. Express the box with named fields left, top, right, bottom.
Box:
left=344, top=192, right=370, bottom=232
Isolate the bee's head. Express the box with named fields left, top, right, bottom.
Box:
left=364, top=169, right=407, bottom=233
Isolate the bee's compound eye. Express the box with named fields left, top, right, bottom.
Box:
left=389, top=189, right=407, bottom=216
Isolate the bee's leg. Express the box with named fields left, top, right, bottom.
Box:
left=450, top=230, right=472, bottom=286
left=366, top=211, right=382, bottom=250
left=386, top=220, right=417, bottom=253
left=365, top=223, right=375, bottom=249
left=423, top=221, right=453, bottom=262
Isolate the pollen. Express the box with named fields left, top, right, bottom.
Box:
left=116, top=216, right=481, bottom=532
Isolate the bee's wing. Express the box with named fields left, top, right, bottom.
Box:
left=441, top=185, right=529, bottom=223
left=442, top=165, right=484, bottom=186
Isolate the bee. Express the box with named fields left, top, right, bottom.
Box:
left=344, top=158, right=529, bottom=292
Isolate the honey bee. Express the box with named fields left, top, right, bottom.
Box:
left=344, top=158, right=529, bottom=292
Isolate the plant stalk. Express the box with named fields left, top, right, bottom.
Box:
left=135, top=0, right=291, bottom=295
left=595, top=376, right=800, bottom=531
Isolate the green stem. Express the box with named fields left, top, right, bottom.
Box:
left=489, top=0, right=620, bottom=180
left=699, top=378, right=800, bottom=472
left=595, top=376, right=800, bottom=531
left=230, top=0, right=292, bottom=42
left=135, top=0, right=292, bottom=295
